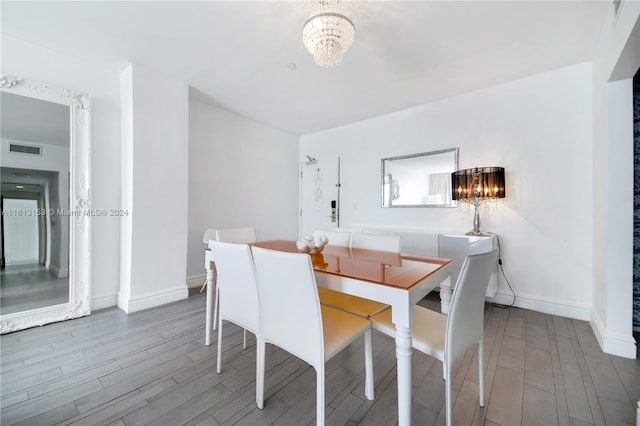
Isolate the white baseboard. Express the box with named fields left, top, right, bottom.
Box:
left=487, top=290, right=590, bottom=321
left=49, top=264, right=69, bottom=278
left=6, top=259, right=39, bottom=266
left=487, top=290, right=637, bottom=358
left=117, top=285, right=189, bottom=313
left=187, top=274, right=206, bottom=289
left=91, top=294, right=118, bottom=311
left=590, top=310, right=637, bottom=359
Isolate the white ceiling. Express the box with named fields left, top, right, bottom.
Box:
left=1, top=1, right=611, bottom=135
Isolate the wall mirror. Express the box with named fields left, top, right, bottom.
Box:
left=382, top=147, right=459, bottom=207
left=0, top=75, right=91, bottom=333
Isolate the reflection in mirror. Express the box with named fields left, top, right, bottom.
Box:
left=0, top=75, right=91, bottom=333
left=1, top=167, right=69, bottom=314
left=382, top=148, right=459, bottom=207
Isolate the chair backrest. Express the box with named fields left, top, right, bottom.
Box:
left=362, top=229, right=398, bottom=236
left=203, top=228, right=217, bottom=244
left=214, top=227, right=257, bottom=244
left=209, top=241, right=260, bottom=333
left=351, top=233, right=401, bottom=253
left=252, top=247, right=324, bottom=370
left=445, top=249, right=499, bottom=364
left=312, top=230, right=352, bottom=247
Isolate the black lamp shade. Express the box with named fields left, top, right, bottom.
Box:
left=452, top=167, right=505, bottom=200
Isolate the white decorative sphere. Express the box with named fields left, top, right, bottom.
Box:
left=297, top=234, right=328, bottom=254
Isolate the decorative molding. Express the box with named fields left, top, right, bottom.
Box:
left=612, top=0, right=622, bottom=20
left=0, top=301, right=89, bottom=334
left=0, top=75, right=92, bottom=333
left=0, top=74, right=22, bottom=88
left=74, top=174, right=91, bottom=233
left=67, top=90, right=91, bottom=110
left=0, top=75, right=92, bottom=110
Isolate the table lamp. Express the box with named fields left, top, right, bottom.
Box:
left=452, top=167, right=506, bottom=235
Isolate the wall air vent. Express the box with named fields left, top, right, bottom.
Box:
left=9, top=143, right=41, bottom=156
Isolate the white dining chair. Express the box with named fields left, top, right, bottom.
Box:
left=370, top=249, right=499, bottom=426
left=312, top=229, right=352, bottom=247
left=215, top=227, right=257, bottom=244
left=209, top=241, right=260, bottom=378
left=202, top=228, right=217, bottom=244
left=318, top=233, right=401, bottom=318
left=201, top=228, right=218, bottom=294
left=311, top=229, right=352, bottom=297
left=351, top=232, right=401, bottom=252
left=203, top=229, right=218, bottom=346
left=205, top=227, right=257, bottom=346
left=251, top=246, right=374, bottom=423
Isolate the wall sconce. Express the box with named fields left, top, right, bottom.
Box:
left=452, top=167, right=506, bottom=235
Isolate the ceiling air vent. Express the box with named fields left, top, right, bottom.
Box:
left=9, top=143, right=41, bottom=156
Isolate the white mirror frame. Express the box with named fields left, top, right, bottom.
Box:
left=0, top=75, right=91, bottom=333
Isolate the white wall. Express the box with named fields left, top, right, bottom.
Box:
left=118, top=63, right=189, bottom=312
left=591, top=2, right=639, bottom=358
left=2, top=35, right=122, bottom=310
left=3, top=35, right=300, bottom=311
left=186, top=97, right=299, bottom=286
left=301, top=62, right=594, bottom=321
left=5, top=8, right=637, bottom=357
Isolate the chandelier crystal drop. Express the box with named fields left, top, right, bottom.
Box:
left=302, top=0, right=355, bottom=67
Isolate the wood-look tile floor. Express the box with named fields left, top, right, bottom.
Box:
left=1, top=292, right=638, bottom=426
left=1, top=264, right=69, bottom=315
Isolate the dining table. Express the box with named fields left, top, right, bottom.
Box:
left=245, top=240, right=452, bottom=425
left=204, top=240, right=451, bottom=424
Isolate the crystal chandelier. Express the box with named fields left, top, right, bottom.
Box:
left=302, top=0, right=355, bottom=67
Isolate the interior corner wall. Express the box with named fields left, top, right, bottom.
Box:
left=186, top=96, right=299, bottom=285
left=2, top=35, right=122, bottom=311
left=301, top=62, right=594, bottom=322
left=118, top=63, right=189, bottom=312
left=591, top=2, right=640, bottom=358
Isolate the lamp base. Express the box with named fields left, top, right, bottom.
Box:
left=468, top=201, right=484, bottom=236
left=466, top=229, right=492, bottom=236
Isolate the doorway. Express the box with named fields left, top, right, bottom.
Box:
left=2, top=198, right=39, bottom=266
left=299, top=156, right=342, bottom=239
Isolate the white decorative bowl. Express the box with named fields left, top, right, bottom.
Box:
left=296, top=235, right=328, bottom=254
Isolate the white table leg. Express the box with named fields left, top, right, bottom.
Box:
left=396, top=324, right=413, bottom=426
left=205, top=266, right=214, bottom=346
